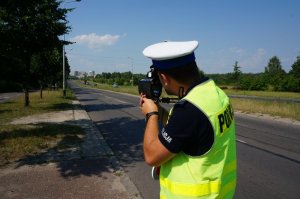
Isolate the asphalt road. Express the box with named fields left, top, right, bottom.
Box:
left=70, top=82, right=300, bottom=199
left=0, top=92, right=23, bottom=103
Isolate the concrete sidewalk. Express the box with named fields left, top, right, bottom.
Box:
left=0, top=101, right=142, bottom=199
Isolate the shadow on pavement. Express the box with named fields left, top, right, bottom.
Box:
left=95, top=116, right=147, bottom=167
left=1, top=118, right=119, bottom=179
left=84, top=103, right=135, bottom=112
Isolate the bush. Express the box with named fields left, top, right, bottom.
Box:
left=280, top=75, right=300, bottom=92
left=239, top=74, right=267, bottom=91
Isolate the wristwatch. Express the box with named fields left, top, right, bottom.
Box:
left=146, top=111, right=159, bottom=122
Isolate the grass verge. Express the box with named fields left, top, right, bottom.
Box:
left=0, top=123, right=84, bottom=166
left=0, top=89, right=85, bottom=166
left=0, top=89, right=76, bottom=124
left=224, top=89, right=300, bottom=99
left=230, top=98, right=300, bottom=121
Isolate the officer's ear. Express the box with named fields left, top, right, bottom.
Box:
left=158, top=72, right=170, bottom=86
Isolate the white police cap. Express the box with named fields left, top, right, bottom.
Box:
left=143, top=40, right=198, bottom=70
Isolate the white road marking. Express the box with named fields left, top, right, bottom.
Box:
left=104, top=96, right=127, bottom=104
left=236, top=139, right=247, bottom=144
left=114, top=99, right=127, bottom=104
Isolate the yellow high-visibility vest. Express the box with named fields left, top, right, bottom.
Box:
left=160, top=79, right=237, bottom=199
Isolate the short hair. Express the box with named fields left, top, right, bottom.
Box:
left=158, top=61, right=202, bottom=84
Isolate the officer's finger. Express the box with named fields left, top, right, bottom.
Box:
left=139, top=97, right=144, bottom=107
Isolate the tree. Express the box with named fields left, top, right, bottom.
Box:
left=264, top=56, right=286, bottom=91
left=239, top=73, right=267, bottom=91
left=287, top=54, right=300, bottom=92
left=198, top=69, right=205, bottom=78
left=31, top=47, right=69, bottom=98
left=231, top=61, right=242, bottom=88
left=94, top=71, right=147, bottom=86
left=232, top=61, right=242, bottom=81
left=290, top=54, right=300, bottom=79
left=280, top=75, right=300, bottom=92
left=0, top=0, right=71, bottom=106
left=265, top=56, right=285, bottom=74
left=83, top=73, right=88, bottom=85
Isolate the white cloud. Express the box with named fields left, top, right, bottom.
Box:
left=199, top=47, right=268, bottom=73
left=71, top=33, right=121, bottom=49
left=229, top=47, right=246, bottom=54
left=239, top=48, right=267, bottom=72
left=253, top=48, right=266, bottom=63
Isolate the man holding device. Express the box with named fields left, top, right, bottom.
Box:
left=139, top=40, right=237, bottom=199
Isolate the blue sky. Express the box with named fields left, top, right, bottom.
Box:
left=65, top=0, right=300, bottom=75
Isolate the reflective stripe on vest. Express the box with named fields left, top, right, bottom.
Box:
left=160, top=177, right=220, bottom=197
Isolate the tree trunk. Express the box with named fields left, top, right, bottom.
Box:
left=40, top=85, right=43, bottom=99
left=24, top=52, right=32, bottom=107
left=24, top=88, right=29, bottom=106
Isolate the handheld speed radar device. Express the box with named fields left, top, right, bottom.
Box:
left=138, top=67, right=162, bottom=102
left=138, top=66, right=180, bottom=103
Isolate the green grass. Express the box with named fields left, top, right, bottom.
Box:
left=0, top=89, right=84, bottom=166
left=224, top=89, right=300, bottom=99
left=231, top=98, right=300, bottom=121
left=0, top=123, right=84, bottom=166
left=0, top=89, right=75, bottom=124
left=79, top=80, right=139, bottom=96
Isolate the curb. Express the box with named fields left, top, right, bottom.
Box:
left=73, top=100, right=143, bottom=199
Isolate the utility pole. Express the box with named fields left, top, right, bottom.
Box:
left=62, top=0, right=81, bottom=97
left=128, top=57, right=134, bottom=86
left=63, top=35, right=66, bottom=96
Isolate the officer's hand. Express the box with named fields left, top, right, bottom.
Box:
left=140, top=94, right=159, bottom=116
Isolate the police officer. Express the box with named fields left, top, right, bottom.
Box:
left=140, top=41, right=237, bottom=199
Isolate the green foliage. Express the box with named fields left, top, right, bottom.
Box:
left=239, top=73, right=267, bottom=91
left=264, top=56, right=286, bottom=91
left=279, top=74, right=300, bottom=92
left=0, top=0, right=74, bottom=104
left=94, top=71, right=146, bottom=86
left=290, top=55, right=300, bottom=79
left=31, top=47, right=68, bottom=88
left=232, top=61, right=242, bottom=82
left=206, top=55, right=300, bottom=92
left=206, top=73, right=232, bottom=85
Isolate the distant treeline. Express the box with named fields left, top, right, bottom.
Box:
left=207, top=56, right=300, bottom=92
left=92, top=72, right=146, bottom=86
left=84, top=55, right=300, bottom=92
